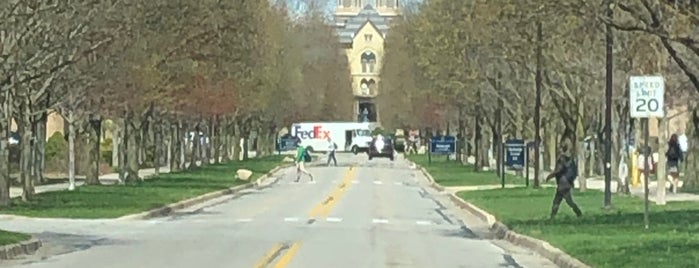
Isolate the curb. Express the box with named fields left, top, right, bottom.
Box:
left=411, top=160, right=591, bottom=268
left=415, top=165, right=445, bottom=192
left=117, top=163, right=293, bottom=221
left=0, top=237, right=42, bottom=260
left=449, top=194, right=591, bottom=268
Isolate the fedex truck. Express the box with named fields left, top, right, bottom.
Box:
left=291, top=122, right=379, bottom=154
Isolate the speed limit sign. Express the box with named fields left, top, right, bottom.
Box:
left=629, top=76, right=665, bottom=118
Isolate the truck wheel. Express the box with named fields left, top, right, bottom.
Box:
left=352, top=146, right=358, bottom=155
left=369, top=155, right=373, bottom=160
left=390, top=155, right=394, bottom=161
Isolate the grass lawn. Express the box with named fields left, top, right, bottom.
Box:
left=458, top=187, right=699, bottom=268
left=0, top=229, right=31, bottom=246
left=406, top=154, right=525, bottom=186
left=0, top=156, right=287, bottom=219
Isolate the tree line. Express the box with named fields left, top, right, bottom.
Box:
left=379, top=0, right=698, bottom=192
left=0, top=0, right=354, bottom=207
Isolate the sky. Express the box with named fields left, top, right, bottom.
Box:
left=283, top=0, right=422, bottom=17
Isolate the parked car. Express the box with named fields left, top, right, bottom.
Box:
left=367, top=136, right=395, bottom=161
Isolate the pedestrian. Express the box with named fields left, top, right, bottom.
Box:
left=326, top=137, right=338, bottom=166
left=295, top=144, right=314, bottom=182
left=545, top=143, right=583, bottom=220
left=666, top=134, right=683, bottom=193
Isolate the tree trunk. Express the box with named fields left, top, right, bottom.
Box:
left=546, top=123, right=557, bottom=171
left=656, top=112, right=668, bottom=204
left=189, top=123, right=200, bottom=169
left=474, top=104, right=483, bottom=171
left=33, top=113, right=47, bottom=184
left=233, top=120, right=242, bottom=161
left=212, top=116, right=220, bottom=164
left=0, top=97, right=12, bottom=206
left=118, top=117, right=127, bottom=183
left=221, top=118, right=230, bottom=161
left=112, top=123, right=119, bottom=168
left=68, top=112, right=77, bottom=190
left=576, top=104, right=587, bottom=191
left=169, top=121, right=176, bottom=171
left=683, top=107, right=699, bottom=191
left=207, top=116, right=218, bottom=164
left=86, top=115, right=101, bottom=185
left=125, top=113, right=140, bottom=183
left=20, top=98, right=34, bottom=201
left=153, top=120, right=160, bottom=176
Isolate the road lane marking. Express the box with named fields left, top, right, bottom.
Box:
left=283, top=217, right=299, bottom=222
left=352, top=180, right=359, bottom=184
left=394, top=182, right=403, bottom=186
left=372, top=219, right=389, bottom=224
left=326, top=217, right=343, bottom=222
left=308, top=166, right=357, bottom=219
left=253, top=243, right=285, bottom=268
left=373, top=181, right=383, bottom=185
left=416, top=220, right=433, bottom=225
left=236, top=218, right=253, bottom=222
left=272, top=242, right=302, bottom=268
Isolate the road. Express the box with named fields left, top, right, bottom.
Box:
left=0, top=153, right=557, bottom=268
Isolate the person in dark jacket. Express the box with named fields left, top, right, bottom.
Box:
left=545, top=143, right=583, bottom=220
left=667, top=134, right=683, bottom=193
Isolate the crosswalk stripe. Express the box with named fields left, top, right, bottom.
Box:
left=326, top=217, right=343, bottom=222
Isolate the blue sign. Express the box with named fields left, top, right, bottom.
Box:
left=505, top=139, right=526, bottom=169
left=277, top=137, right=299, bottom=152
left=430, top=136, right=456, bottom=155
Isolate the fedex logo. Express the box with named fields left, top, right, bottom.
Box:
left=294, top=125, right=330, bottom=139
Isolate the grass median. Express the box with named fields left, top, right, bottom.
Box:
left=458, top=187, right=699, bottom=268
left=406, top=154, right=524, bottom=186
left=0, top=229, right=31, bottom=246
left=0, top=156, right=287, bottom=219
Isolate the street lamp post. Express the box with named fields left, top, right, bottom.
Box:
left=603, top=0, right=614, bottom=208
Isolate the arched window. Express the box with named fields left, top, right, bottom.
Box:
left=361, top=52, right=376, bottom=73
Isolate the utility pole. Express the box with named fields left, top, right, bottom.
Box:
left=533, top=21, right=543, bottom=188
left=603, top=0, right=614, bottom=208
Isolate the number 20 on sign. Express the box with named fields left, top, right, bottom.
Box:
left=629, top=76, right=665, bottom=118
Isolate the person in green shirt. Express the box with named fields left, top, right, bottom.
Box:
left=295, top=144, right=314, bottom=182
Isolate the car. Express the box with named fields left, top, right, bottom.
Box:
left=367, top=136, right=395, bottom=161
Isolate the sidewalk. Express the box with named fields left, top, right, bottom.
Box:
left=9, top=151, right=260, bottom=199
left=448, top=156, right=699, bottom=202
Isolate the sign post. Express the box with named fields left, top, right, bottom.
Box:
left=629, top=75, right=664, bottom=229
left=505, top=139, right=526, bottom=187
left=277, top=136, right=299, bottom=155
left=430, top=136, right=456, bottom=165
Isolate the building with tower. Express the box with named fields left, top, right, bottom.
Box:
left=333, top=0, right=401, bottom=123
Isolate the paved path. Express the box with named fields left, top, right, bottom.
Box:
left=444, top=158, right=699, bottom=202
left=0, top=153, right=556, bottom=268
left=9, top=152, right=259, bottom=199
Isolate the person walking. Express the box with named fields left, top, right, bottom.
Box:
left=545, top=143, right=583, bottom=220
left=295, top=144, right=314, bottom=182
left=667, top=134, right=683, bottom=193
left=327, top=137, right=338, bottom=166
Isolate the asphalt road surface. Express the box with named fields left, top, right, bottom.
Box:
left=0, top=153, right=557, bottom=268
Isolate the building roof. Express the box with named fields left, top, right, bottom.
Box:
left=335, top=5, right=391, bottom=44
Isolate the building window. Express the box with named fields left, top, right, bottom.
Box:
left=360, top=82, right=370, bottom=95
left=361, top=51, right=376, bottom=73
left=364, top=34, right=372, bottom=42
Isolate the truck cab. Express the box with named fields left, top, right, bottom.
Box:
left=346, top=129, right=372, bottom=154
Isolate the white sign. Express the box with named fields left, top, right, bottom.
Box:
left=629, top=76, right=665, bottom=118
